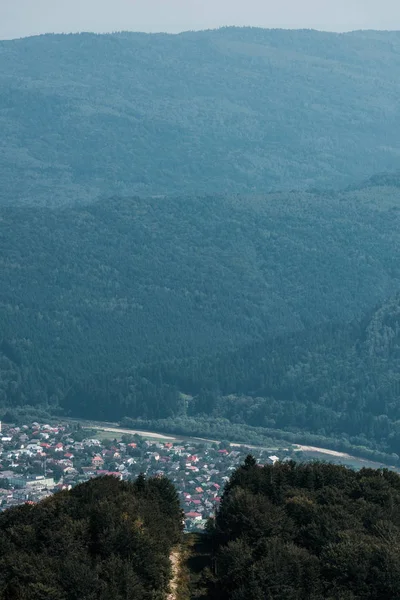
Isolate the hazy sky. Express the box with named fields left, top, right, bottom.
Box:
left=1, top=0, right=400, bottom=40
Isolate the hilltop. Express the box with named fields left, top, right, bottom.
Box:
left=1, top=28, right=400, bottom=205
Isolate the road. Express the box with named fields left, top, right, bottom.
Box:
left=101, top=426, right=177, bottom=441
left=293, top=445, right=351, bottom=459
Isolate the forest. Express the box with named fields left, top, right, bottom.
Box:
left=200, top=458, right=400, bottom=599
left=0, top=474, right=183, bottom=600
left=65, top=291, right=400, bottom=463
left=1, top=178, right=400, bottom=462
left=3, top=22, right=400, bottom=600
left=2, top=461, right=400, bottom=599
left=2, top=29, right=400, bottom=206
left=2, top=25, right=400, bottom=464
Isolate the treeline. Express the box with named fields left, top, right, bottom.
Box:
left=0, top=475, right=183, bottom=600
left=203, top=458, right=400, bottom=599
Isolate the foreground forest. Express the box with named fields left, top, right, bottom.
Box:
left=0, top=475, right=183, bottom=600
left=2, top=29, right=400, bottom=205
left=2, top=462, right=400, bottom=599
left=1, top=178, right=400, bottom=461
left=199, top=458, right=400, bottom=599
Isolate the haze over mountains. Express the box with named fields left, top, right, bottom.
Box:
left=2, top=27, right=400, bottom=205
left=1, top=27, right=400, bottom=463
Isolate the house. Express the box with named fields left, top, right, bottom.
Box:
left=185, top=511, right=202, bottom=520
left=83, top=439, right=101, bottom=447
left=63, top=467, right=78, bottom=476
left=268, top=455, right=280, bottom=464
left=92, top=455, right=104, bottom=468
left=26, top=443, right=41, bottom=453
left=81, top=467, right=95, bottom=475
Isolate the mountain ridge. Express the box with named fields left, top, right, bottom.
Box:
left=2, top=27, right=400, bottom=205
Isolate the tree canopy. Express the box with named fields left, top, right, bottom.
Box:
left=0, top=475, right=183, bottom=600
left=204, top=459, right=400, bottom=599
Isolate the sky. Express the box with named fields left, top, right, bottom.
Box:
left=1, top=0, right=400, bottom=40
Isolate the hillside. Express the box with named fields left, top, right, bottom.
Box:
left=1, top=183, right=400, bottom=414
left=198, top=459, right=400, bottom=599
left=64, top=292, right=400, bottom=462
left=2, top=28, right=400, bottom=205
left=0, top=475, right=183, bottom=600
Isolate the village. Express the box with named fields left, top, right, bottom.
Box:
left=0, top=420, right=292, bottom=530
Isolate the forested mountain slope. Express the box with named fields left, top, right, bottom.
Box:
left=2, top=28, right=400, bottom=205
left=1, top=183, right=400, bottom=413
left=202, top=459, right=400, bottom=599
left=0, top=475, right=183, bottom=599
left=64, top=292, right=400, bottom=459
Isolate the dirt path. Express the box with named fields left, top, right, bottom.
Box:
left=167, top=548, right=180, bottom=600
left=101, top=426, right=177, bottom=441
left=294, top=445, right=352, bottom=458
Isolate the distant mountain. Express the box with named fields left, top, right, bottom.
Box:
left=1, top=28, right=400, bottom=205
